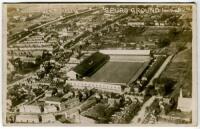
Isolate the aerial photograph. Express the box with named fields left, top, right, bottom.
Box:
left=3, top=3, right=196, bottom=125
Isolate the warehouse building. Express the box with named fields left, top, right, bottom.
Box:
left=41, top=114, right=56, bottom=123
left=19, top=105, right=41, bottom=114
left=43, top=105, right=57, bottom=113
left=15, top=115, right=39, bottom=123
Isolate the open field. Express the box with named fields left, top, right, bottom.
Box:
left=87, top=60, right=149, bottom=84
left=160, top=48, right=192, bottom=97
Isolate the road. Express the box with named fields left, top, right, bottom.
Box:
left=33, top=9, right=97, bottom=31
left=8, top=9, right=98, bottom=46
left=130, top=55, right=174, bottom=124
left=67, top=14, right=128, bottom=50
left=7, top=9, right=99, bottom=89
left=9, top=95, right=95, bottom=117
left=147, top=55, right=174, bottom=86
left=7, top=12, right=129, bottom=119
left=7, top=70, right=39, bottom=89
left=130, top=96, right=156, bottom=124
left=55, top=95, right=96, bottom=115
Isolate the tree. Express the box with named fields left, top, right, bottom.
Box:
left=56, top=92, right=63, bottom=97
left=7, top=84, right=29, bottom=106
left=175, top=42, right=186, bottom=52
left=144, top=85, right=156, bottom=101
left=33, top=88, right=44, bottom=96
left=78, top=91, right=83, bottom=102
left=13, top=58, right=22, bottom=71
left=52, top=88, right=58, bottom=96
left=38, top=71, right=45, bottom=79
left=123, top=26, right=145, bottom=37
left=168, top=28, right=181, bottom=39
left=63, top=84, right=72, bottom=93
left=155, top=78, right=176, bottom=96
left=42, top=50, right=52, bottom=61
left=35, top=55, right=43, bottom=65
left=156, top=37, right=171, bottom=48
left=43, top=61, right=53, bottom=74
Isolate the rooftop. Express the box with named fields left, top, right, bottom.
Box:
left=99, top=50, right=151, bottom=56
left=16, top=114, right=39, bottom=120
left=73, top=52, right=109, bottom=77
left=45, top=97, right=62, bottom=102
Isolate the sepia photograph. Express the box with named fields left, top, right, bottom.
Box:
left=2, top=2, right=197, bottom=126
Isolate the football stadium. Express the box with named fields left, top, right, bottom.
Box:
left=66, top=50, right=152, bottom=93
